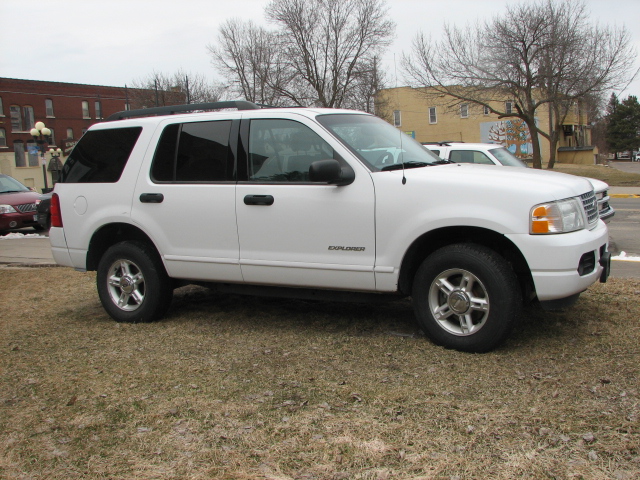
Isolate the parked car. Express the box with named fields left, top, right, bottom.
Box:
left=422, top=142, right=614, bottom=222
left=49, top=101, right=610, bottom=353
left=36, top=192, right=53, bottom=230
left=0, top=174, right=44, bottom=233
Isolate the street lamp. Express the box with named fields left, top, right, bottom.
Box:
left=30, top=121, right=51, bottom=191
left=48, top=147, right=63, bottom=184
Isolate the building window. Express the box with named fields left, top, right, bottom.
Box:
left=0, top=128, right=6, bottom=147
left=48, top=128, right=56, bottom=146
left=45, top=99, right=54, bottom=117
left=95, top=101, right=102, bottom=119
left=10, top=105, right=23, bottom=131
left=429, top=107, right=437, bottom=124
left=23, top=106, right=35, bottom=131
left=505, top=101, right=513, bottom=115
left=67, top=128, right=74, bottom=140
left=14, top=141, right=26, bottom=167
left=26, top=140, right=39, bottom=167
left=82, top=101, right=90, bottom=119
left=0, top=97, right=4, bottom=116
left=393, top=110, right=401, bottom=127
left=460, top=104, right=469, bottom=118
left=484, top=105, right=490, bottom=115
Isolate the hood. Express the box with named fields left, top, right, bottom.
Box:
left=402, top=163, right=593, bottom=200
left=0, top=190, right=42, bottom=206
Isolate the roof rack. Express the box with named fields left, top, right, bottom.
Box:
left=106, top=100, right=261, bottom=121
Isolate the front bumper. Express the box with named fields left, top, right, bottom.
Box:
left=506, top=221, right=609, bottom=302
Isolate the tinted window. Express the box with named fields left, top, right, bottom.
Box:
left=61, top=127, right=142, bottom=183
left=151, top=121, right=232, bottom=183
left=248, top=119, right=335, bottom=182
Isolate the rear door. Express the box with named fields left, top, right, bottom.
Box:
left=131, top=117, right=242, bottom=282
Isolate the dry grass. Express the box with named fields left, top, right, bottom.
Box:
left=544, top=163, right=640, bottom=187
left=1, top=267, right=639, bottom=479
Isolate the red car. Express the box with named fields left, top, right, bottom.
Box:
left=0, top=174, right=44, bottom=233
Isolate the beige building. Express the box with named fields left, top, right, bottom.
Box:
left=378, top=86, right=597, bottom=165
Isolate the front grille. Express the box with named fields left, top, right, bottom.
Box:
left=580, top=191, right=599, bottom=226
left=15, top=203, right=37, bottom=214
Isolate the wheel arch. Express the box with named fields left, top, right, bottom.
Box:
left=397, top=226, right=534, bottom=301
left=86, top=223, right=160, bottom=272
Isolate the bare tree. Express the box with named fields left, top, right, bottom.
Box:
left=129, top=70, right=227, bottom=109
left=209, top=0, right=394, bottom=109
left=402, top=0, right=636, bottom=169
left=208, top=19, right=289, bottom=106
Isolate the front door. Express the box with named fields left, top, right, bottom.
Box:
left=235, top=117, right=376, bottom=291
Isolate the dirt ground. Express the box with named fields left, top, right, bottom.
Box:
left=1, top=267, right=639, bottom=479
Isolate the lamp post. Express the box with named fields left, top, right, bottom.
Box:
left=48, top=147, right=63, bottom=184
left=30, top=121, right=51, bottom=192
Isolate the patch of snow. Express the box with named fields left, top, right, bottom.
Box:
left=612, top=251, right=640, bottom=262
left=0, top=232, right=44, bottom=240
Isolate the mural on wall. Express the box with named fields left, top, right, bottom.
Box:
left=480, top=118, right=536, bottom=158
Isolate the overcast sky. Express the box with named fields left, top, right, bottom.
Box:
left=1, top=0, right=638, bottom=98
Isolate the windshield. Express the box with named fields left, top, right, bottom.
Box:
left=317, top=114, right=443, bottom=171
left=0, top=174, right=30, bottom=193
left=490, top=147, right=528, bottom=167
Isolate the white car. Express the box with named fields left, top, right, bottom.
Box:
left=423, top=142, right=614, bottom=223
left=48, top=102, right=610, bottom=353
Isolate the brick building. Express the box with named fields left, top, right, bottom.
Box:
left=0, top=78, right=141, bottom=191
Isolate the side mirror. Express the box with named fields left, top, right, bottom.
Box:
left=309, top=159, right=355, bottom=186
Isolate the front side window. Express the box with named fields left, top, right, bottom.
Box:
left=450, top=150, right=494, bottom=165
left=151, top=120, right=232, bottom=182
left=82, top=101, right=90, bottom=118
left=45, top=99, right=54, bottom=117
left=429, top=107, right=437, bottom=124
left=248, top=119, right=335, bottom=182
left=61, top=127, right=142, bottom=183
left=10, top=106, right=22, bottom=131
left=460, top=104, right=469, bottom=118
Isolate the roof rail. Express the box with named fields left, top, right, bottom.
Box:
left=106, top=100, right=261, bottom=121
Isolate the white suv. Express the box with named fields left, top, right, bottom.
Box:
left=48, top=102, right=610, bottom=352
left=423, top=142, right=614, bottom=223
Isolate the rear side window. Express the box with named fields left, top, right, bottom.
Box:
left=151, top=120, right=232, bottom=183
left=61, top=127, right=142, bottom=183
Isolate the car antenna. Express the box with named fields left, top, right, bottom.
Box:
left=400, top=130, right=407, bottom=185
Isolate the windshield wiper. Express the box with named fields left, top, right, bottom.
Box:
left=380, top=161, right=433, bottom=171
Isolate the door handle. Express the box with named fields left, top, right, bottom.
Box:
left=244, top=194, right=274, bottom=206
left=140, top=193, right=164, bottom=203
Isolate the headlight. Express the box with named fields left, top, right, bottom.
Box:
left=530, top=197, right=585, bottom=234
left=0, top=205, right=18, bottom=214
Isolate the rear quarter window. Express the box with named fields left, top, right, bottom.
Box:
left=60, top=127, right=142, bottom=183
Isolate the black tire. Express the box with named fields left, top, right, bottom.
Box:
left=97, top=241, right=173, bottom=323
left=412, top=244, right=521, bottom=353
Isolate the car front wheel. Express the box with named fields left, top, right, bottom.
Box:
left=412, top=244, right=521, bottom=353
left=97, top=241, right=173, bottom=323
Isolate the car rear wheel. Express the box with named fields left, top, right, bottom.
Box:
left=97, top=241, right=172, bottom=323
left=412, top=243, right=521, bottom=353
